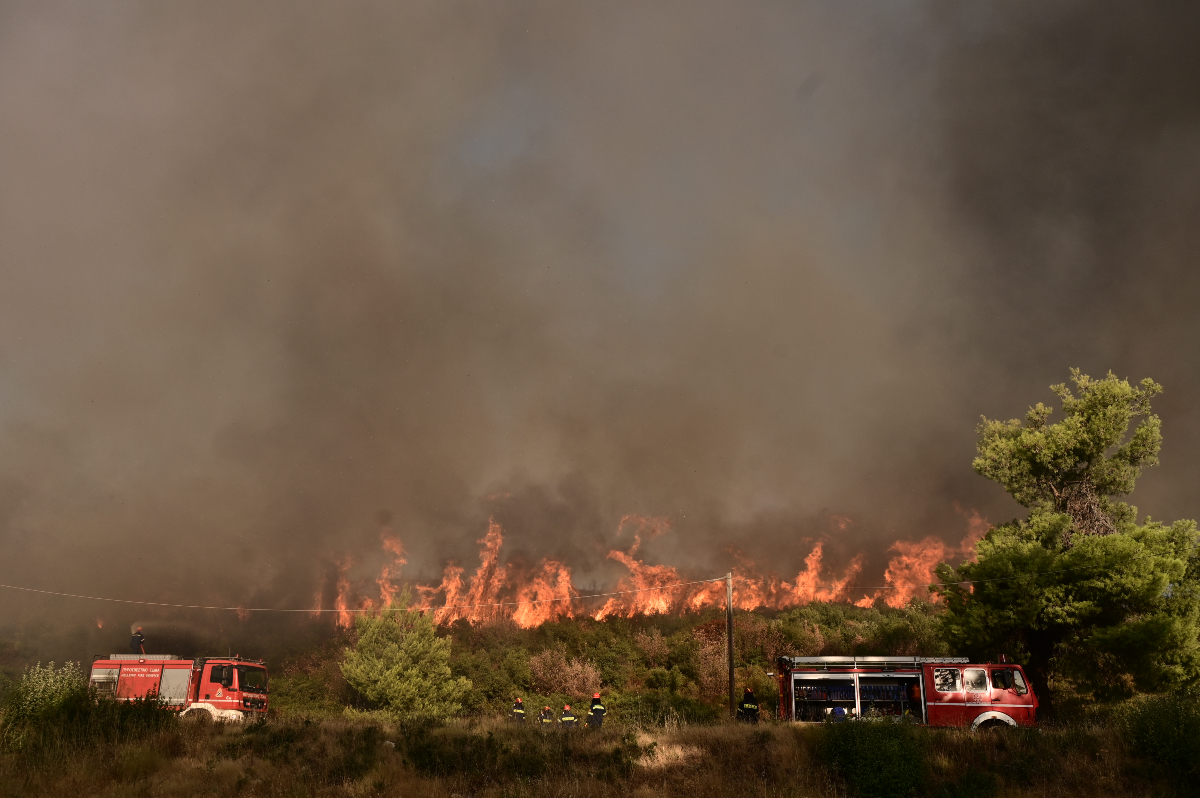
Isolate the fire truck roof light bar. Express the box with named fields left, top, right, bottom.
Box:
left=781, top=656, right=970, bottom=666
left=92, top=654, right=265, bottom=664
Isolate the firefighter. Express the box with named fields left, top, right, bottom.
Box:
left=738, top=687, right=759, bottom=723
left=129, top=626, right=146, bottom=655
left=538, top=706, right=555, bottom=725
left=586, top=693, right=606, bottom=728
left=511, top=697, right=526, bottom=722
left=559, top=704, right=577, bottom=727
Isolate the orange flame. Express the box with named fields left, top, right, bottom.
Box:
left=593, top=516, right=683, bottom=619
left=511, top=559, right=577, bottom=627
left=96, top=618, right=103, bottom=629
left=377, top=527, right=408, bottom=606
left=857, top=510, right=990, bottom=607
left=318, top=509, right=989, bottom=627
left=415, top=563, right=465, bottom=624
left=460, top=518, right=507, bottom=621
left=334, top=557, right=354, bottom=628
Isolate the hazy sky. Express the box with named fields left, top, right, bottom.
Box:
left=1, top=0, right=1198, bottom=645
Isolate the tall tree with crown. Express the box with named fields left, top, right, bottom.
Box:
left=936, top=371, right=1199, bottom=710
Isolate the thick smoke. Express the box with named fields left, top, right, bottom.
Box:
left=0, top=1, right=1197, bottom=659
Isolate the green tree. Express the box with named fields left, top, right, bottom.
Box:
left=935, top=371, right=1200, bottom=707
left=341, top=592, right=472, bottom=720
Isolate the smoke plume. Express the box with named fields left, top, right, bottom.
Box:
left=0, top=0, right=1197, bottom=658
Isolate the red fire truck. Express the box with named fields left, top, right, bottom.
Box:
left=89, top=654, right=269, bottom=722
left=777, top=656, right=1037, bottom=729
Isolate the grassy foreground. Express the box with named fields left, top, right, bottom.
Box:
left=0, top=709, right=1192, bottom=798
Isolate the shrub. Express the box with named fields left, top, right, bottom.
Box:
left=635, top=628, right=670, bottom=668
left=3, top=662, right=86, bottom=719
left=1, top=662, right=89, bottom=752
left=816, top=720, right=925, bottom=798
left=528, top=646, right=601, bottom=696
left=341, top=592, right=473, bottom=720
left=228, top=718, right=383, bottom=784
left=0, top=661, right=174, bottom=762
left=606, top=690, right=721, bottom=726
left=1120, top=691, right=1200, bottom=784
left=401, top=724, right=645, bottom=785
left=695, top=635, right=728, bottom=698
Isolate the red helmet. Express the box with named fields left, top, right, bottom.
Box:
left=515, top=698, right=522, bottom=702
left=564, top=705, right=570, bottom=710
left=593, top=693, right=601, bottom=698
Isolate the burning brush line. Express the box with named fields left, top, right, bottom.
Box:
left=311, top=513, right=988, bottom=629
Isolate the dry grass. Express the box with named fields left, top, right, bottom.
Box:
left=0, top=713, right=1184, bottom=798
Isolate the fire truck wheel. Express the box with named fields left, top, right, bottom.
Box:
left=971, top=711, right=1017, bottom=732
left=181, top=707, right=214, bottom=724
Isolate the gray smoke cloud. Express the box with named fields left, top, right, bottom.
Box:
left=0, top=0, right=1197, bottom=658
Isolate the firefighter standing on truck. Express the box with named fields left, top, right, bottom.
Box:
left=738, top=687, right=759, bottom=723
left=129, top=626, right=146, bottom=655
left=587, top=693, right=606, bottom=728
left=559, top=704, right=577, bottom=727
left=511, top=697, right=525, bottom=722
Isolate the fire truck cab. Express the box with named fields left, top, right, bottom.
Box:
left=89, top=654, right=269, bottom=723
left=777, top=656, right=1037, bottom=730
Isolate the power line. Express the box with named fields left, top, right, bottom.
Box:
left=0, top=543, right=1193, bottom=614
left=0, top=576, right=724, bottom=612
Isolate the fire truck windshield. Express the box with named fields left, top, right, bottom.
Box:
left=237, top=665, right=268, bottom=693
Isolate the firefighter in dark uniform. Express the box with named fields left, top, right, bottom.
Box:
left=130, top=626, right=146, bottom=655
left=511, top=697, right=526, bottom=722
left=538, top=706, right=555, bottom=725
left=738, top=687, right=760, bottom=723
left=586, top=692, right=606, bottom=728
left=559, top=704, right=577, bottom=727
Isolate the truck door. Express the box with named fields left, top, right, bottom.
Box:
left=926, top=666, right=965, bottom=726
left=202, top=663, right=239, bottom=713
left=989, top=666, right=1034, bottom=725
left=962, top=667, right=991, bottom=726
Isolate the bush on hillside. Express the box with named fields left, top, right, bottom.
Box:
left=816, top=720, right=925, bottom=798
left=606, top=690, right=721, bottom=726
left=529, top=645, right=601, bottom=697
left=0, top=661, right=174, bottom=760
left=1120, top=690, right=1200, bottom=784
left=341, top=593, right=472, bottom=721
left=776, top=601, right=947, bottom=659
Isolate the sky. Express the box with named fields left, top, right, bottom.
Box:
left=1, top=0, right=1198, bottom=656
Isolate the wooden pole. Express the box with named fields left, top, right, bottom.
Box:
left=726, top=572, right=735, bottom=718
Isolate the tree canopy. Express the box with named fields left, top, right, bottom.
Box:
left=973, top=370, right=1163, bottom=544
left=936, top=371, right=1199, bottom=705
left=341, top=592, right=472, bottom=720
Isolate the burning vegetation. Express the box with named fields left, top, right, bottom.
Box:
left=310, top=512, right=988, bottom=629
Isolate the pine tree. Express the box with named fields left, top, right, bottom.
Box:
left=935, top=371, right=1200, bottom=708
left=341, top=591, right=472, bottom=720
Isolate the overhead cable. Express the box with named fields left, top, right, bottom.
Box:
left=0, top=543, right=1193, bottom=613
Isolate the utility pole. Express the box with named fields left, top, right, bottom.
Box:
left=726, top=572, right=735, bottom=719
